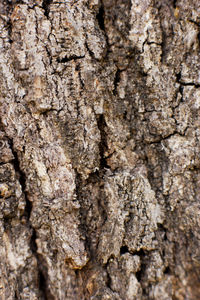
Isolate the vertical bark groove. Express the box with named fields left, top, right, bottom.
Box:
left=0, top=0, right=200, bottom=299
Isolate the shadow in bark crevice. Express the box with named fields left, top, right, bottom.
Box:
left=7, top=141, right=54, bottom=299
left=96, top=114, right=110, bottom=170
left=42, top=0, right=53, bottom=18
left=96, top=5, right=105, bottom=32
left=38, top=258, right=55, bottom=300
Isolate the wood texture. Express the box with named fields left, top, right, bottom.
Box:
left=0, top=0, right=200, bottom=299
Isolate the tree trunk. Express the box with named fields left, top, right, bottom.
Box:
left=0, top=0, right=200, bottom=299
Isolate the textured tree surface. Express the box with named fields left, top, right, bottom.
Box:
left=0, top=0, right=200, bottom=299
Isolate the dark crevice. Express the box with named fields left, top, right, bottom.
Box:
left=7, top=140, right=54, bottom=299
left=131, top=248, right=146, bottom=257
left=96, top=1, right=109, bottom=52
left=75, top=169, right=107, bottom=266
left=33, top=234, right=55, bottom=300
left=176, top=72, right=181, bottom=82
left=176, top=72, right=200, bottom=88
left=160, top=31, right=167, bottom=64
left=119, top=247, right=149, bottom=283
left=3, top=216, right=11, bottom=231
left=135, top=269, right=142, bottom=282
left=45, top=45, right=52, bottom=65
left=175, top=75, right=184, bottom=108
left=134, top=249, right=146, bottom=282
left=96, top=114, right=109, bottom=169
left=38, top=266, right=54, bottom=300
left=120, top=245, right=129, bottom=255
left=135, top=265, right=144, bottom=282
left=75, top=171, right=92, bottom=255
left=79, top=73, right=85, bottom=88
left=144, top=126, right=186, bottom=145
left=42, top=0, right=53, bottom=18
left=113, top=69, right=121, bottom=96
left=189, top=19, right=200, bottom=27
left=179, top=82, right=200, bottom=88
left=173, top=0, right=177, bottom=8
left=76, top=63, right=85, bottom=88
left=147, top=41, right=162, bottom=46
left=157, top=223, right=167, bottom=241
left=198, top=32, right=200, bottom=47
left=142, top=38, right=148, bottom=53
left=8, top=140, right=32, bottom=220
left=164, top=266, right=170, bottom=274
left=57, top=55, right=85, bottom=63
left=85, top=41, right=95, bottom=59
left=75, top=63, right=80, bottom=71
left=77, top=181, right=106, bottom=264
left=14, top=290, right=19, bottom=299
left=30, top=228, right=37, bottom=253
left=139, top=69, right=148, bottom=77
left=38, top=270, right=48, bottom=300
left=106, top=271, right=113, bottom=291
left=158, top=5, right=167, bottom=65
left=96, top=5, right=105, bottom=32
left=6, top=19, right=13, bottom=43
left=36, top=259, right=54, bottom=300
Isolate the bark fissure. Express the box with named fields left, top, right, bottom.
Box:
left=96, top=4, right=105, bottom=32
left=1, top=0, right=200, bottom=299
left=75, top=171, right=91, bottom=255
left=8, top=141, right=54, bottom=299
left=8, top=141, right=32, bottom=220
left=96, top=1, right=109, bottom=51
left=42, top=0, right=53, bottom=18
left=96, top=114, right=109, bottom=170
left=57, top=55, right=85, bottom=63
left=113, top=68, right=121, bottom=96
left=85, top=41, right=95, bottom=59
left=38, top=264, right=55, bottom=300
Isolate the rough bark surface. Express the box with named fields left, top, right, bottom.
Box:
left=0, top=0, right=200, bottom=299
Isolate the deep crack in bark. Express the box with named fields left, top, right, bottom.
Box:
left=97, top=114, right=109, bottom=170
left=57, top=55, right=85, bottom=63
left=42, top=0, right=53, bottom=18
left=8, top=141, right=54, bottom=299
left=113, top=68, right=121, bottom=96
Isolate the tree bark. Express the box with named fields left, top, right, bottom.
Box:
left=0, top=0, right=200, bottom=299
